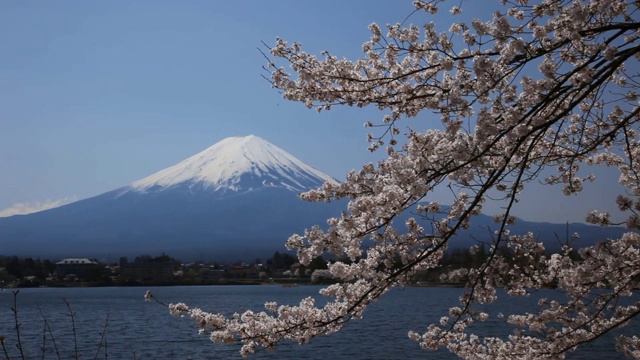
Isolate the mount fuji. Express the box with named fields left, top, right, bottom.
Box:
left=0, top=136, right=344, bottom=261
left=0, top=135, right=627, bottom=262
left=123, top=135, right=336, bottom=196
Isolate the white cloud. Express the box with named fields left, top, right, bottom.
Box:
left=0, top=196, right=78, bottom=217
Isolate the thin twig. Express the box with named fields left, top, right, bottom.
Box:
left=37, top=305, right=61, bottom=360
left=11, top=290, right=25, bottom=360
left=94, top=312, right=110, bottom=360
left=63, top=298, right=78, bottom=359
left=0, top=335, right=11, bottom=360
left=40, top=318, right=46, bottom=360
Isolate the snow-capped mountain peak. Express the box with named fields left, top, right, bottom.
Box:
left=127, top=135, right=336, bottom=194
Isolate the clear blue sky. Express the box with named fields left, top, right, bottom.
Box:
left=0, top=1, right=627, bottom=223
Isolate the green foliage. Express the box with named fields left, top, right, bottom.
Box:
left=0, top=256, right=54, bottom=282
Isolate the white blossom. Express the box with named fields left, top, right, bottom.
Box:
left=166, top=0, right=640, bottom=357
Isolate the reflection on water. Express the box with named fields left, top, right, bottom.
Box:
left=0, top=286, right=635, bottom=359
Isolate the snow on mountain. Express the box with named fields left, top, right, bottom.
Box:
left=0, top=134, right=628, bottom=262
left=0, top=135, right=347, bottom=261
left=125, top=135, right=336, bottom=194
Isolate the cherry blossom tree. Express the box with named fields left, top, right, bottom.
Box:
left=165, top=0, right=640, bottom=358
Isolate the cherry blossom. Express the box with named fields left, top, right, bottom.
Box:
left=167, top=1, right=640, bottom=357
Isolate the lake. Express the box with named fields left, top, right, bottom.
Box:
left=0, top=285, right=636, bottom=359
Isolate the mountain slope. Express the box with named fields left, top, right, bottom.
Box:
left=0, top=136, right=343, bottom=261
left=0, top=135, right=629, bottom=261
left=122, top=135, right=335, bottom=195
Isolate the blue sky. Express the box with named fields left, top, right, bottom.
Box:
left=0, top=1, right=628, bottom=223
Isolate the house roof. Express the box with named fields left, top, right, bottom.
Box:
left=55, top=258, right=98, bottom=265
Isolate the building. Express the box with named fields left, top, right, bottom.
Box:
left=55, top=258, right=100, bottom=280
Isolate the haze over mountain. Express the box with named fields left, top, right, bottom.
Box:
left=0, top=135, right=627, bottom=262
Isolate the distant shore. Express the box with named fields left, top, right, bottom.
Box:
left=3, top=278, right=466, bottom=289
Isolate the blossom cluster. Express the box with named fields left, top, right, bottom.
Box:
left=168, top=0, right=640, bottom=357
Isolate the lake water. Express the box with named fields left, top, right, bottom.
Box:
left=0, top=285, right=636, bottom=359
